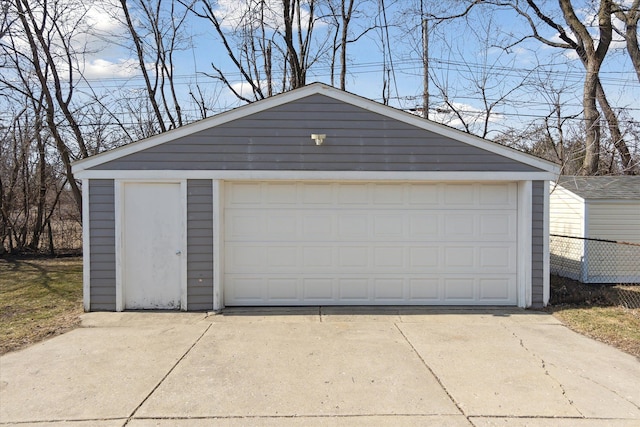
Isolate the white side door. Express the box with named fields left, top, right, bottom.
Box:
left=121, top=182, right=184, bottom=309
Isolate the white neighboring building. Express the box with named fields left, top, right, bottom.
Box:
left=550, top=176, right=640, bottom=284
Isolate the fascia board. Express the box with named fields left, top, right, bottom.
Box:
left=74, top=169, right=558, bottom=181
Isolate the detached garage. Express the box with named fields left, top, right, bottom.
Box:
left=72, top=83, right=559, bottom=311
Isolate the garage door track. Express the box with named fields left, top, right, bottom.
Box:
left=1, top=308, right=639, bottom=426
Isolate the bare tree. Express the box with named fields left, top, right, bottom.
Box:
left=429, top=0, right=636, bottom=175
left=1, top=0, right=95, bottom=213
left=186, top=0, right=331, bottom=101
left=326, top=0, right=378, bottom=90
left=116, top=0, right=191, bottom=132
left=613, top=0, right=640, bottom=83
left=425, top=15, right=533, bottom=138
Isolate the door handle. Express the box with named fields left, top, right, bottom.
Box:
left=175, top=250, right=182, bottom=255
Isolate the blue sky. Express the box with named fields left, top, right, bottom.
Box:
left=75, top=0, right=639, bottom=140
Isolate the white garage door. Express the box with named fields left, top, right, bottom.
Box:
left=224, top=182, right=518, bottom=306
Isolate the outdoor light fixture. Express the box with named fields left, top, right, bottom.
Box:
left=311, top=133, right=326, bottom=145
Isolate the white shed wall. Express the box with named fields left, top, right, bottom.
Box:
left=549, top=184, right=584, bottom=237
left=549, top=184, right=585, bottom=281
left=584, top=201, right=640, bottom=283
left=587, top=201, right=640, bottom=244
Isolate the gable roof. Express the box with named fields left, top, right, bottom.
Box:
left=556, top=176, right=640, bottom=200
left=72, top=83, right=560, bottom=176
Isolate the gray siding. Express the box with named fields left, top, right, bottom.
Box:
left=187, top=180, right=214, bottom=310
left=531, top=180, right=545, bottom=307
left=89, top=179, right=116, bottom=311
left=94, top=94, right=541, bottom=172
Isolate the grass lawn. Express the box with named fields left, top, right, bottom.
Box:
left=548, top=276, right=640, bottom=358
left=551, top=306, right=640, bottom=357
left=0, top=257, right=83, bottom=355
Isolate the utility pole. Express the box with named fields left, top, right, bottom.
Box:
left=421, top=5, right=429, bottom=119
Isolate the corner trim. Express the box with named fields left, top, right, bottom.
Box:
left=518, top=181, right=533, bottom=308
left=543, top=180, right=551, bottom=306
left=114, top=181, right=124, bottom=312
left=82, top=180, right=91, bottom=312
left=212, top=180, right=224, bottom=311
left=180, top=180, right=188, bottom=311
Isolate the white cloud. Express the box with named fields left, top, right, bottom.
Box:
left=82, top=58, right=142, bottom=79
left=213, top=0, right=316, bottom=31
left=429, top=102, right=503, bottom=131
left=229, top=80, right=268, bottom=99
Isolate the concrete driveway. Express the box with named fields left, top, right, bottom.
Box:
left=1, top=308, right=639, bottom=426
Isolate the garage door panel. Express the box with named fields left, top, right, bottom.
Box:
left=373, top=215, right=404, bottom=236
left=337, top=183, right=369, bottom=204
left=268, top=279, right=298, bottom=300
left=409, top=278, right=441, bottom=300
left=444, top=246, right=475, bottom=269
left=230, top=278, right=266, bottom=303
left=443, top=184, right=476, bottom=205
left=444, top=278, right=476, bottom=300
left=226, top=214, right=264, bottom=237
left=303, top=247, right=333, bottom=267
left=374, top=278, right=404, bottom=299
left=374, top=246, right=405, bottom=267
left=264, top=184, right=294, bottom=203
left=337, top=246, right=369, bottom=267
left=408, top=184, right=440, bottom=204
left=224, top=275, right=516, bottom=305
left=224, top=182, right=518, bottom=306
left=444, top=214, right=476, bottom=237
left=338, top=215, right=369, bottom=237
left=228, top=246, right=265, bottom=268
left=479, top=183, right=516, bottom=205
left=301, top=182, right=333, bottom=203
left=480, top=214, right=516, bottom=239
left=267, top=215, right=298, bottom=234
left=480, top=247, right=515, bottom=270
left=479, top=278, right=512, bottom=301
left=409, top=246, right=440, bottom=268
left=303, top=215, right=333, bottom=236
left=267, top=246, right=298, bottom=268
left=409, top=213, right=440, bottom=236
left=303, top=278, right=334, bottom=300
left=227, top=182, right=262, bottom=204
left=338, top=278, right=370, bottom=300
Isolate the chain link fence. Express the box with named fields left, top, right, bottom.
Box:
left=550, top=234, right=640, bottom=309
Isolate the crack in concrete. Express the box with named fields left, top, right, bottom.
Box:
left=501, top=323, right=584, bottom=418
left=122, top=323, right=212, bottom=426
left=504, top=322, right=640, bottom=415
left=131, top=413, right=468, bottom=420
left=393, top=323, right=469, bottom=421
left=0, top=418, right=127, bottom=426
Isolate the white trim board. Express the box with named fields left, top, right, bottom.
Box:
left=75, top=169, right=558, bottom=181
left=517, top=181, right=533, bottom=308
left=212, top=180, right=224, bottom=311
left=180, top=180, right=188, bottom=311
left=543, top=180, right=550, bottom=306
left=114, top=181, right=123, bottom=312
left=72, top=83, right=560, bottom=175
